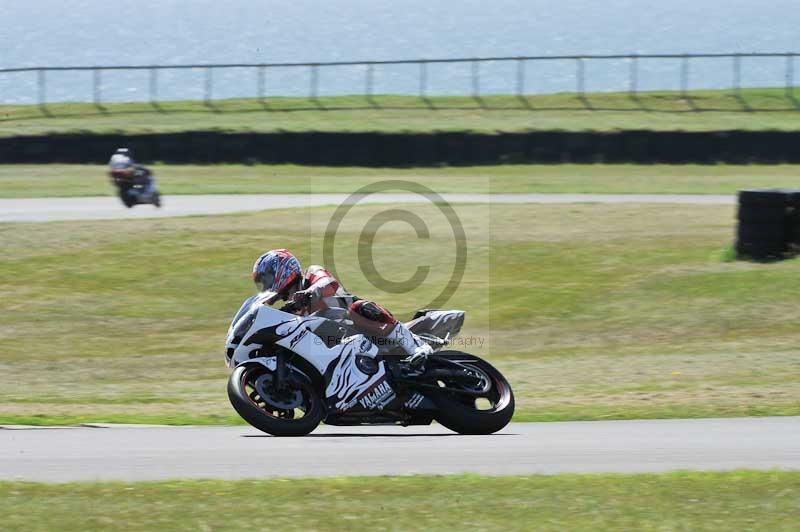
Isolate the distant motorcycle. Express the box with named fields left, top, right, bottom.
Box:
left=224, top=291, right=515, bottom=436
left=110, top=167, right=161, bottom=209
left=116, top=181, right=162, bottom=208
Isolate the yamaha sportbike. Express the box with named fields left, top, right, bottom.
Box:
left=224, top=292, right=514, bottom=436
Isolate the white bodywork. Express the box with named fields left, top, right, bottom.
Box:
left=225, top=292, right=391, bottom=413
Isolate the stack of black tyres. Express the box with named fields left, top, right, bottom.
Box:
left=736, top=189, right=800, bottom=259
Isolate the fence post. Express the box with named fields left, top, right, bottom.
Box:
left=309, top=64, right=319, bottom=100
left=733, top=53, right=742, bottom=97
left=149, top=68, right=158, bottom=104
left=576, top=57, right=585, bottom=96
left=258, top=66, right=266, bottom=101
left=419, top=60, right=428, bottom=99
left=681, top=54, right=690, bottom=97
left=93, top=68, right=102, bottom=107
left=471, top=59, right=480, bottom=98
left=205, top=67, right=213, bottom=104
left=628, top=54, right=638, bottom=96
left=786, top=53, right=795, bottom=100
left=516, top=58, right=525, bottom=96
left=365, top=64, right=374, bottom=99
left=37, top=69, right=46, bottom=107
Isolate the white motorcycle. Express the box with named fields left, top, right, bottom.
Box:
left=225, top=292, right=515, bottom=436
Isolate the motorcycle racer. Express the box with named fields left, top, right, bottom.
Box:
left=251, top=248, right=434, bottom=366
left=108, top=148, right=160, bottom=205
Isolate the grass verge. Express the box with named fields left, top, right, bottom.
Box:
left=2, top=472, right=799, bottom=531
left=2, top=200, right=800, bottom=424
left=1, top=163, right=800, bottom=198
left=4, top=89, right=800, bottom=137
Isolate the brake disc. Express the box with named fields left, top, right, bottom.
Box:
left=254, top=373, right=303, bottom=410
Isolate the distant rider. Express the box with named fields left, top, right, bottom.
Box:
left=108, top=148, right=159, bottom=203
left=251, top=249, right=434, bottom=367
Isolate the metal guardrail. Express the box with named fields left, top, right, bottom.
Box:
left=1, top=52, right=798, bottom=107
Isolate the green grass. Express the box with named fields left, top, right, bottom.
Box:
left=1, top=163, right=800, bottom=198
left=2, top=199, right=800, bottom=425
left=2, top=472, right=799, bottom=531
left=4, top=89, right=800, bottom=137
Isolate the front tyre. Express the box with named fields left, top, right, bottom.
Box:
left=228, top=364, right=322, bottom=437
left=118, top=187, right=136, bottom=208
left=430, top=351, right=514, bottom=435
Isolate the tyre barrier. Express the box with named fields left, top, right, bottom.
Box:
left=4, top=130, right=800, bottom=165
left=736, top=189, right=800, bottom=259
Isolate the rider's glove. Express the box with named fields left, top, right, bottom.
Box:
left=292, top=289, right=317, bottom=306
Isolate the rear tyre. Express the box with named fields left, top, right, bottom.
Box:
left=429, top=351, right=514, bottom=435
left=228, top=364, right=322, bottom=437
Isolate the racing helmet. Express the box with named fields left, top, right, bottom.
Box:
left=252, top=249, right=302, bottom=295
left=109, top=148, right=134, bottom=172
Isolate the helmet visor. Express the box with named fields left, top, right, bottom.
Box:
left=253, top=270, right=275, bottom=293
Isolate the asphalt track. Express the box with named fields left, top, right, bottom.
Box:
left=0, top=193, right=765, bottom=484
left=1, top=417, right=797, bottom=482
left=0, top=193, right=734, bottom=223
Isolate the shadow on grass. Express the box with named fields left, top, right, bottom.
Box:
left=472, top=95, right=488, bottom=109
left=684, top=94, right=699, bottom=112
left=203, top=100, right=222, bottom=113
left=149, top=101, right=168, bottom=113
left=733, top=91, right=753, bottom=112
left=3, top=93, right=800, bottom=124
left=420, top=96, right=436, bottom=110
left=37, top=104, right=53, bottom=118
left=628, top=94, right=651, bottom=112
left=577, top=95, right=594, bottom=110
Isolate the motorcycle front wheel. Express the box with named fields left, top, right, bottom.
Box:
left=228, top=364, right=322, bottom=437
left=118, top=187, right=136, bottom=208
left=429, top=351, right=515, bottom=435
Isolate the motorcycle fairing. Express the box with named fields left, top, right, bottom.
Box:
left=407, top=309, right=465, bottom=339
left=227, top=298, right=395, bottom=413
left=324, top=337, right=393, bottom=412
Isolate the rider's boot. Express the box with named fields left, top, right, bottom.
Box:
left=388, top=322, right=434, bottom=370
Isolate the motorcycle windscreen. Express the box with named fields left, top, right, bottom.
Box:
left=229, top=295, right=259, bottom=330
left=229, top=291, right=278, bottom=330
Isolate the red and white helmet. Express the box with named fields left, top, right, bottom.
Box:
left=252, top=249, right=302, bottom=295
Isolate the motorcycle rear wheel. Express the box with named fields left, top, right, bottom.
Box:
left=228, top=364, right=322, bottom=437
left=429, top=351, right=515, bottom=435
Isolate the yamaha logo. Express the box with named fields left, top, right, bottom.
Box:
left=358, top=380, right=396, bottom=410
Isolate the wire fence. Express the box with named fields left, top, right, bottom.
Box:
left=1, top=52, right=798, bottom=107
